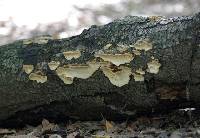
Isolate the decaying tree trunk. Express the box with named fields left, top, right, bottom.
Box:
left=0, top=13, right=200, bottom=125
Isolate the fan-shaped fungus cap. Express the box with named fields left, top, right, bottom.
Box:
left=147, top=59, right=161, bottom=74
left=23, top=65, right=34, bottom=74
left=132, top=73, right=144, bottom=82
left=63, top=51, right=81, bottom=60
left=116, top=44, right=130, bottom=52
left=29, top=72, right=47, bottom=83
left=131, top=38, right=152, bottom=51
left=58, top=74, right=73, bottom=84
left=133, top=50, right=141, bottom=56
left=135, top=68, right=145, bottom=75
left=48, top=61, right=60, bottom=70
left=95, top=53, right=134, bottom=66
left=103, top=43, right=112, bottom=50
left=101, top=66, right=131, bottom=87
left=56, top=62, right=100, bottom=84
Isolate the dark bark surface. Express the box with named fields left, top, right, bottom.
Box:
left=0, top=13, right=200, bottom=125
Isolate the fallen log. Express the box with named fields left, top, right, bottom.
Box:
left=0, top=13, right=199, bottom=126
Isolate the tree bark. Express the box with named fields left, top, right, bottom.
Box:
left=0, top=13, right=200, bottom=125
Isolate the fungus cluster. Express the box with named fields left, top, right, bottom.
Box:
left=22, top=37, right=162, bottom=87
left=23, top=64, right=47, bottom=83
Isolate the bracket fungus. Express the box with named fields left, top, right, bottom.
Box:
left=48, top=61, right=60, bottom=70
left=147, top=59, right=161, bottom=74
left=135, top=68, right=145, bottom=75
left=101, top=65, right=131, bottom=87
left=87, top=60, right=110, bottom=68
left=23, top=65, right=34, bottom=74
left=133, top=50, right=141, bottom=56
left=29, top=72, right=47, bottom=83
left=148, top=16, right=163, bottom=21
left=23, top=39, right=33, bottom=45
left=94, top=53, right=134, bottom=66
left=63, top=51, right=81, bottom=60
left=133, top=68, right=145, bottom=82
left=57, top=74, right=73, bottom=84
left=132, top=73, right=144, bottom=82
left=56, top=63, right=100, bottom=84
left=131, top=38, right=153, bottom=51
left=23, top=36, right=52, bottom=45
left=33, top=36, right=52, bottom=44
left=103, top=43, right=112, bottom=50
left=116, top=44, right=130, bottom=52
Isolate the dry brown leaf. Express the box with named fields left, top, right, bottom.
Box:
left=105, top=120, right=113, bottom=132
left=41, top=119, right=55, bottom=132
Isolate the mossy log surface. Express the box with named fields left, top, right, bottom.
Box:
left=0, top=13, right=200, bottom=125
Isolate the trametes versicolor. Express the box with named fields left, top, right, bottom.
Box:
left=22, top=38, right=161, bottom=87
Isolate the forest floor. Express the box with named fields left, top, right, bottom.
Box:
left=1, top=109, right=200, bottom=138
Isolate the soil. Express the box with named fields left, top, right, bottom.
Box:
left=1, top=108, right=200, bottom=138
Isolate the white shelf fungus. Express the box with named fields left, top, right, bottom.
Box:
left=147, top=59, right=161, bottom=74
left=63, top=51, right=81, bottom=60
left=29, top=72, right=47, bottom=83
left=101, top=66, right=131, bottom=87
left=23, top=65, right=34, bottom=74
left=48, top=61, right=60, bottom=70
left=95, top=53, right=134, bottom=66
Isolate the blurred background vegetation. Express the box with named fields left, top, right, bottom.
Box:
left=0, top=0, right=199, bottom=46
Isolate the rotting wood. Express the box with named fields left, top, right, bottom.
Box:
left=0, top=13, right=200, bottom=126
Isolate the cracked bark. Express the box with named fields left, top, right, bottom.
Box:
left=0, top=13, right=200, bottom=126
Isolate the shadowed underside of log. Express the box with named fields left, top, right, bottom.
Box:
left=0, top=13, right=200, bottom=125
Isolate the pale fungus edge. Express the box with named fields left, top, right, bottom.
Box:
left=147, top=59, right=161, bottom=74
left=132, top=73, right=144, bottom=82
left=48, top=61, right=60, bottom=70
left=29, top=72, right=47, bottom=83
left=55, top=63, right=100, bottom=84
left=130, top=38, right=153, bottom=52
left=94, top=53, right=134, bottom=66
left=63, top=50, right=81, bottom=60
left=23, top=65, right=34, bottom=74
left=101, top=66, right=132, bottom=87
